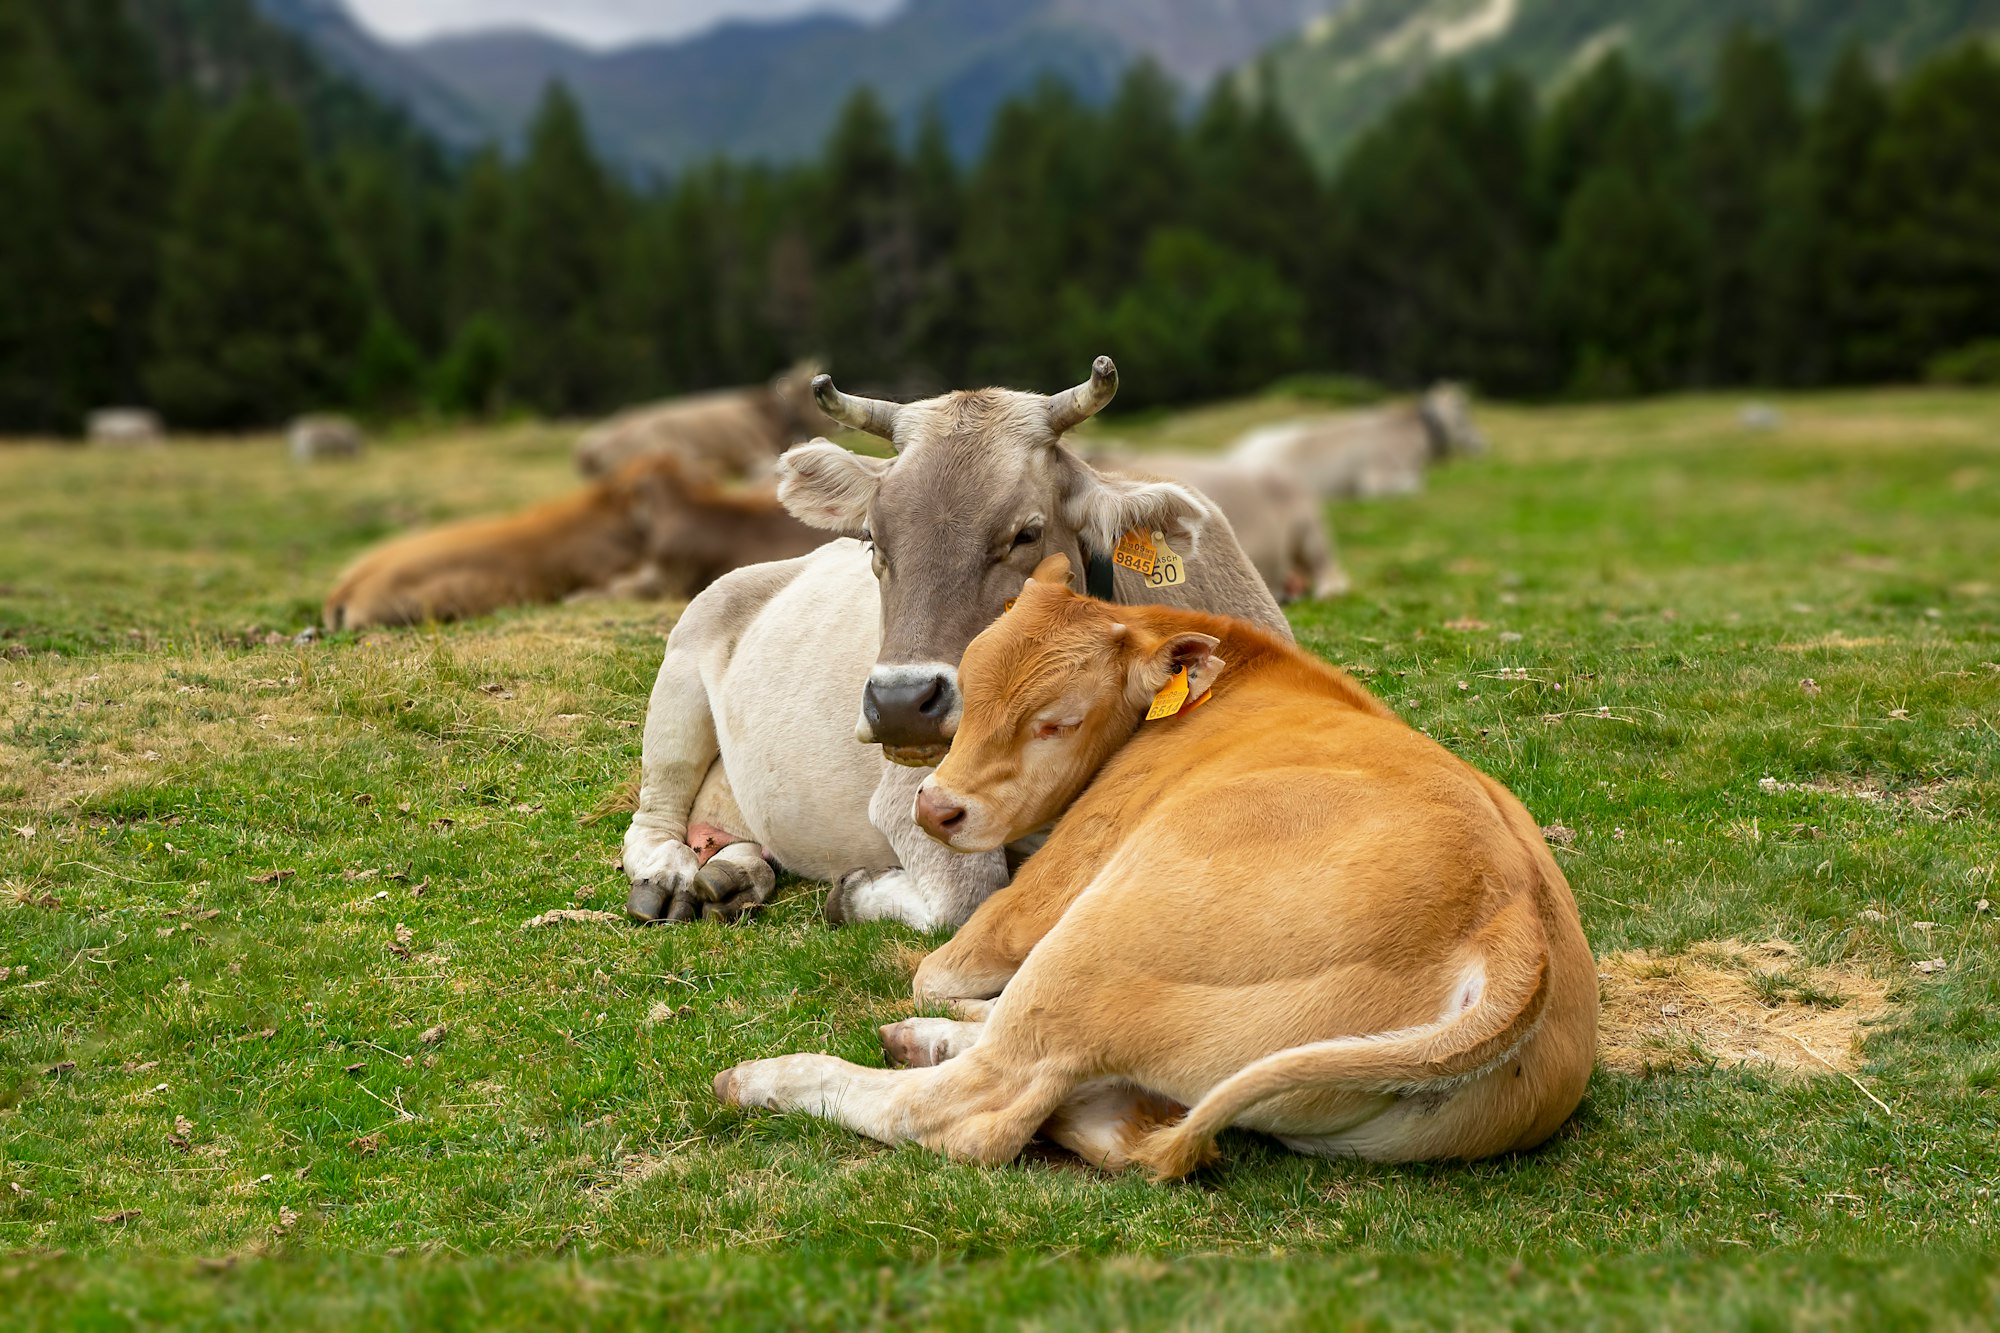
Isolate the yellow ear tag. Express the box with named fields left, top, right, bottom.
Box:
left=1147, top=529, right=1185, bottom=588
left=1112, top=528, right=1158, bottom=577
left=1146, top=667, right=1191, bottom=720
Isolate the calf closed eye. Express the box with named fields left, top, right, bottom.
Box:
left=1032, top=718, right=1080, bottom=740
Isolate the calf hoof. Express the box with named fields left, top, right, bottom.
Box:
left=713, top=1066, right=742, bottom=1106
left=879, top=1018, right=958, bottom=1068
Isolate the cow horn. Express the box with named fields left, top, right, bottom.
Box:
left=812, top=374, right=900, bottom=442
left=1047, top=356, right=1119, bottom=435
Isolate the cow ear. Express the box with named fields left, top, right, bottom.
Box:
left=1065, top=470, right=1209, bottom=561
left=776, top=439, right=891, bottom=534
left=1125, top=631, right=1225, bottom=710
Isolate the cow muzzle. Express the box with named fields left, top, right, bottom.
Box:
left=859, top=663, right=959, bottom=766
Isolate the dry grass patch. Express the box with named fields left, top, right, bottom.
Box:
left=1598, top=939, right=1893, bottom=1077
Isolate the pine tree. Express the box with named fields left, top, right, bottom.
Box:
left=1196, top=77, right=1321, bottom=270
left=904, top=104, right=969, bottom=386
left=959, top=77, right=1102, bottom=387
left=146, top=86, right=369, bottom=429
left=503, top=82, right=633, bottom=415
left=1323, top=69, right=1543, bottom=391
left=334, top=146, right=442, bottom=354
left=1544, top=165, right=1701, bottom=396
left=808, top=88, right=913, bottom=383
left=1850, top=44, right=2000, bottom=379
left=1811, top=47, right=1891, bottom=382
left=444, top=148, right=510, bottom=335
left=1687, top=28, right=1804, bottom=384
left=0, top=0, right=162, bottom=432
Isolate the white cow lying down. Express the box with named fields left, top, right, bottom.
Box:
left=622, top=540, right=1011, bottom=929
left=620, top=358, right=1290, bottom=930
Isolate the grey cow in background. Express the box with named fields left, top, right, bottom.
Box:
left=573, top=360, right=835, bottom=481
left=1230, top=383, right=1488, bottom=500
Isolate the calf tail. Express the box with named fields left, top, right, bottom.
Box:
left=1125, top=894, right=1551, bottom=1180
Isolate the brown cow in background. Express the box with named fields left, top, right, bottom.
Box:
left=324, top=452, right=824, bottom=630
left=573, top=360, right=835, bottom=480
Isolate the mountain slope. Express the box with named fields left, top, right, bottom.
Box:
left=247, top=0, right=496, bottom=148
left=267, top=0, right=1342, bottom=171
left=1261, top=0, right=2000, bottom=167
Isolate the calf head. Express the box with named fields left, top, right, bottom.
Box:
left=775, top=357, right=1208, bottom=766
left=912, top=554, right=1227, bottom=851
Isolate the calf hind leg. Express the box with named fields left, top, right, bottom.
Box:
left=715, top=1044, right=1078, bottom=1165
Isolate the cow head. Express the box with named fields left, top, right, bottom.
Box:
left=768, top=359, right=836, bottom=441
left=775, top=357, right=1208, bottom=766
left=912, top=554, right=1226, bottom=851
left=1421, top=382, right=1488, bottom=458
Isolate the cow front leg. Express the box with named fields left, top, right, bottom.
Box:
left=624, top=637, right=722, bottom=923
left=824, top=763, right=1009, bottom=931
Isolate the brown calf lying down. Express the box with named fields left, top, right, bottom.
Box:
left=714, top=554, right=1595, bottom=1176
left=324, top=453, right=824, bottom=630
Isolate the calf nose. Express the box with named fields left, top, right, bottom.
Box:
left=915, top=787, right=967, bottom=842
left=862, top=668, right=956, bottom=748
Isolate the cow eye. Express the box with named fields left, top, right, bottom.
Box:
left=1012, top=525, right=1041, bottom=549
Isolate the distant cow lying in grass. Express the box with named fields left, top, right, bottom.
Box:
left=1087, top=450, right=1348, bottom=603
left=714, top=554, right=1595, bottom=1175
left=572, top=361, right=834, bottom=480
left=324, top=453, right=824, bottom=630
left=1231, top=382, right=1487, bottom=500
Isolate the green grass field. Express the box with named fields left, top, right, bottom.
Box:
left=2, top=390, right=1997, bottom=1328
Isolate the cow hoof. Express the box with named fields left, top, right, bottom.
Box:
left=626, top=881, right=670, bottom=924
left=823, top=871, right=858, bottom=927
left=622, top=836, right=702, bottom=925
left=695, top=856, right=774, bottom=923
left=702, top=886, right=763, bottom=923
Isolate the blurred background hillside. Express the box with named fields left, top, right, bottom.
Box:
left=4, top=0, right=2000, bottom=436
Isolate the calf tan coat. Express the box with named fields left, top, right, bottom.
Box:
left=324, top=453, right=823, bottom=630
left=715, top=556, right=1595, bottom=1175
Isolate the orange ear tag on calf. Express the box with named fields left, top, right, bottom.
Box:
left=1146, top=667, right=1191, bottom=720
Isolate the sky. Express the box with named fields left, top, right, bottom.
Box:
left=345, top=0, right=904, bottom=48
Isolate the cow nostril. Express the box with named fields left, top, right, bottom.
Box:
left=917, top=675, right=948, bottom=717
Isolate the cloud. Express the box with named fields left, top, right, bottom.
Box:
left=345, top=0, right=904, bottom=48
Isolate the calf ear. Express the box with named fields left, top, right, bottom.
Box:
left=776, top=439, right=891, bottom=534
left=1030, top=553, right=1073, bottom=586
left=1065, top=470, right=1209, bottom=560
left=1126, top=631, right=1226, bottom=710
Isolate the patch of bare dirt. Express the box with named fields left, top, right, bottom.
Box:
left=1598, top=938, right=1893, bottom=1076
left=1777, top=633, right=1890, bottom=652
left=1756, top=775, right=1967, bottom=818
